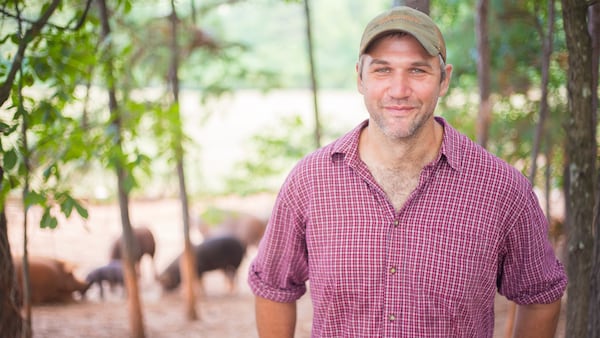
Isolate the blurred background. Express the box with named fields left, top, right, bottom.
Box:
left=1, top=0, right=576, bottom=201
left=1, top=0, right=598, bottom=337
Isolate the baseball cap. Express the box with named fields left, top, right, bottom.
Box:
left=359, top=6, right=446, bottom=62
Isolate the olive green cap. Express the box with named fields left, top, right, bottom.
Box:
left=359, top=6, right=446, bottom=62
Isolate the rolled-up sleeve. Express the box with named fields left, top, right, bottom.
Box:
left=498, top=189, right=567, bottom=305
left=248, top=175, right=309, bottom=303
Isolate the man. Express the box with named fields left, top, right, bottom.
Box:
left=248, top=6, right=567, bottom=337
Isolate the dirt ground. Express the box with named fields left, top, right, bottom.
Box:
left=6, top=196, right=566, bottom=338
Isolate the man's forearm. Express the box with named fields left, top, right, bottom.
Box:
left=255, top=296, right=297, bottom=338
left=512, top=299, right=562, bottom=338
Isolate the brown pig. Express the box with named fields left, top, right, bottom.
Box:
left=109, top=225, right=157, bottom=277
left=13, top=256, right=88, bottom=305
left=200, top=211, right=267, bottom=248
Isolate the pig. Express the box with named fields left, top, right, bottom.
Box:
left=83, top=260, right=124, bottom=299
left=158, top=236, right=246, bottom=294
left=109, top=226, right=157, bottom=277
left=12, top=256, right=88, bottom=305
left=199, top=211, right=267, bottom=248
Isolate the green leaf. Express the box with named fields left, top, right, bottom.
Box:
left=74, top=202, right=89, bottom=219
left=0, top=121, right=11, bottom=134
left=43, top=164, right=57, bottom=181
left=41, top=209, right=58, bottom=229
left=3, top=149, right=18, bottom=170
left=61, top=196, right=75, bottom=218
left=24, top=190, right=46, bottom=208
left=123, top=173, right=136, bottom=193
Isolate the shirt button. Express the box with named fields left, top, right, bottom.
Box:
left=393, top=220, right=399, bottom=227
left=389, top=267, right=397, bottom=274
left=388, top=314, right=396, bottom=321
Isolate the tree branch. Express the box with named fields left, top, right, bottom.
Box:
left=0, top=0, right=92, bottom=31
left=0, top=0, right=61, bottom=106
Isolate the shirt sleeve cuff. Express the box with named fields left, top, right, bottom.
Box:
left=247, top=262, right=307, bottom=303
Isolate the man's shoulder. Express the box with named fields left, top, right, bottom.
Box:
left=443, top=121, right=530, bottom=189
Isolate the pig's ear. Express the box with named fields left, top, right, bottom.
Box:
left=56, top=260, right=67, bottom=272
left=65, top=262, right=78, bottom=271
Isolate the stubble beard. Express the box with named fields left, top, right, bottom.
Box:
left=372, top=108, right=433, bottom=141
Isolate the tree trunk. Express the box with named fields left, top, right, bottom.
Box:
left=17, top=59, right=33, bottom=338
left=561, top=1, right=596, bottom=337
left=19, top=203, right=31, bottom=338
left=475, top=0, right=491, bottom=149
left=545, top=143, right=554, bottom=235
left=303, top=0, right=321, bottom=149
left=97, top=0, right=146, bottom=337
left=587, top=2, right=600, bottom=337
left=178, top=165, right=198, bottom=320
left=592, top=165, right=600, bottom=337
left=0, top=196, right=23, bottom=337
left=116, top=168, right=145, bottom=338
left=169, top=0, right=198, bottom=320
left=529, top=0, right=555, bottom=184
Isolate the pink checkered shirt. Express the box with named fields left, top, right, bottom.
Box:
left=248, top=117, right=567, bottom=337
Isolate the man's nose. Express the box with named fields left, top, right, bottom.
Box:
left=387, top=73, right=411, bottom=98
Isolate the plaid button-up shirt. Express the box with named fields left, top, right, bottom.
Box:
left=248, top=117, right=567, bottom=337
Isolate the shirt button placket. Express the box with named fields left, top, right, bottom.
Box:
left=386, top=218, right=401, bottom=332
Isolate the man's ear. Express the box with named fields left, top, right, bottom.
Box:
left=356, top=62, right=365, bottom=94
left=439, top=63, right=453, bottom=97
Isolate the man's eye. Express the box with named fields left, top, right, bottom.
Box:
left=373, top=67, right=390, bottom=73
left=410, top=68, right=426, bottom=74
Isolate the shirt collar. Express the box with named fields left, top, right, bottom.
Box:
left=434, top=116, right=463, bottom=172
left=330, top=116, right=463, bottom=172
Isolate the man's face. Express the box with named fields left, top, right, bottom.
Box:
left=357, top=34, right=451, bottom=141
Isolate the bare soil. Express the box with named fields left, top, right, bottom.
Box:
left=6, top=197, right=565, bottom=338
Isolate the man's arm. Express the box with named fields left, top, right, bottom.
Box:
left=512, top=299, right=562, bottom=338
left=255, top=296, right=297, bottom=338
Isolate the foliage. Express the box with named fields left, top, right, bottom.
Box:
left=224, top=114, right=313, bottom=195
left=2, top=0, right=287, bottom=206
left=222, top=0, right=572, bottom=199
left=0, top=1, right=594, bottom=336
left=0, top=0, right=577, bottom=203
left=1, top=0, right=95, bottom=226
left=431, top=0, right=569, bottom=189
left=198, top=205, right=249, bottom=228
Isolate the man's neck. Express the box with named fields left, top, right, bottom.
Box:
left=359, top=119, right=443, bottom=171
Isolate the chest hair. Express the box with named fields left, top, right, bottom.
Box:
left=367, top=164, right=421, bottom=211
